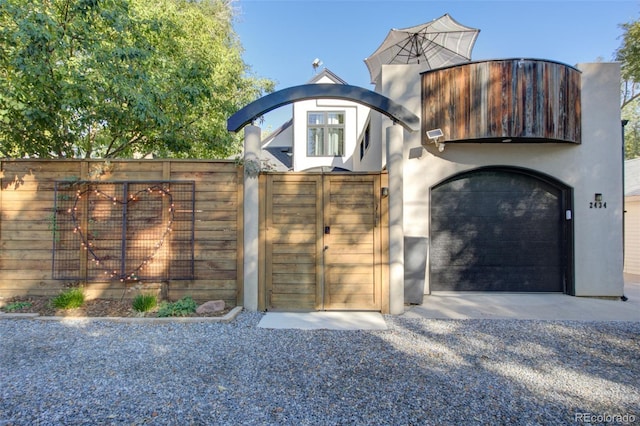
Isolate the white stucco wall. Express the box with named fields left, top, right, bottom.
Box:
left=288, top=72, right=371, bottom=172
left=352, top=115, right=384, bottom=172
left=378, top=61, right=624, bottom=297
left=292, top=99, right=363, bottom=171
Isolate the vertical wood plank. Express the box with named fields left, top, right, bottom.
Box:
left=79, top=162, right=89, bottom=282
left=237, top=165, right=245, bottom=307
left=421, top=59, right=581, bottom=144
left=264, top=174, right=274, bottom=309
left=373, top=174, right=382, bottom=309
left=318, top=174, right=327, bottom=310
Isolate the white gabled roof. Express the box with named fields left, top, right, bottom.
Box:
left=307, top=68, right=348, bottom=85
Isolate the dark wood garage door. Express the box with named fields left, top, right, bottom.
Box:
left=430, top=168, right=571, bottom=292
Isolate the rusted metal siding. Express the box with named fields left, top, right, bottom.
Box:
left=422, top=59, right=581, bottom=144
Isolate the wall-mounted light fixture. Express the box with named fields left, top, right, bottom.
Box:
left=426, top=128, right=445, bottom=152
left=595, top=193, right=603, bottom=202
left=381, top=187, right=389, bottom=198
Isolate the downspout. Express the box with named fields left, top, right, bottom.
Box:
left=621, top=119, right=628, bottom=294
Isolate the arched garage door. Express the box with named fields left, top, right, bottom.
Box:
left=430, top=167, right=572, bottom=292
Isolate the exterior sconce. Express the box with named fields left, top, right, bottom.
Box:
left=594, top=193, right=603, bottom=202
left=381, top=187, right=389, bottom=198
left=426, top=128, right=445, bottom=152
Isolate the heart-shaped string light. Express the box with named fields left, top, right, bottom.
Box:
left=69, top=184, right=175, bottom=281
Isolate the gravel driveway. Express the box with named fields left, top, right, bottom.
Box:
left=1, top=313, right=638, bottom=425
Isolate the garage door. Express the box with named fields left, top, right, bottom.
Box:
left=430, top=168, right=571, bottom=292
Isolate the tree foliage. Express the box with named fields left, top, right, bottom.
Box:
left=617, top=18, right=640, bottom=159
left=622, top=110, right=640, bottom=160
left=0, top=0, right=274, bottom=158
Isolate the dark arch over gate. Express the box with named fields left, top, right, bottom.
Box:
left=226, top=84, right=420, bottom=133
left=430, top=166, right=574, bottom=294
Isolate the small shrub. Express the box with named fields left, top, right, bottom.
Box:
left=51, top=288, right=85, bottom=309
left=132, top=294, right=157, bottom=313
left=3, top=301, right=32, bottom=312
left=157, top=296, right=197, bottom=317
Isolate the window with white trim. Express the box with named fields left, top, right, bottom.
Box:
left=307, top=111, right=345, bottom=156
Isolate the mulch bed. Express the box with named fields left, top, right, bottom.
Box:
left=0, top=296, right=232, bottom=318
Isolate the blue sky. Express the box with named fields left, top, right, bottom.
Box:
left=233, top=0, right=640, bottom=131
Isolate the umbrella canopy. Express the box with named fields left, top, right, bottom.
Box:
left=364, top=14, right=480, bottom=84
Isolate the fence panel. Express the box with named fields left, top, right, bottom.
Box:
left=0, top=160, right=243, bottom=306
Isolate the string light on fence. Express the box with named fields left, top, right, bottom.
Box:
left=68, top=184, right=176, bottom=281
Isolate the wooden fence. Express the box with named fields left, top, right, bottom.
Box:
left=0, top=159, right=243, bottom=306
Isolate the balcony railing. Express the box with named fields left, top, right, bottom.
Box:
left=422, top=59, right=581, bottom=144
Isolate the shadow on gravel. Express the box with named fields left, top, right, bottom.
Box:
left=0, top=316, right=638, bottom=425
left=390, top=318, right=640, bottom=424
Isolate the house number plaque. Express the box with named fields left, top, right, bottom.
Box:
left=589, top=201, right=606, bottom=209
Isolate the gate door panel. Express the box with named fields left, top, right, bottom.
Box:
left=323, top=175, right=381, bottom=310
left=264, top=175, right=323, bottom=310
left=262, top=173, right=382, bottom=311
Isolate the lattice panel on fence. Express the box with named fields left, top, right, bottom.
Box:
left=53, top=181, right=195, bottom=281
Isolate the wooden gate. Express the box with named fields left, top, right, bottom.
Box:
left=259, top=173, right=387, bottom=311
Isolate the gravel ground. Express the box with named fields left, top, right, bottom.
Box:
left=1, top=313, right=639, bottom=425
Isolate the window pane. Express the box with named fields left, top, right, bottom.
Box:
left=364, top=125, right=370, bottom=149
left=327, top=112, right=344, bottom=125
left=308, top=128, right=324, bottom=156
left=308, top=113, right=324, bottom=125
left=327, top=128, right=344, bottom=156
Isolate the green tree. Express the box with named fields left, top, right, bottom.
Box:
left=623, top=110, right=640, bottom=159
left=617, top=18, right=640, bottom=159
left=0, top=0, right=273, bottom=159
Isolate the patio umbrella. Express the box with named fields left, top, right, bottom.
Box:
left=364, top=14, right=480, bottom=84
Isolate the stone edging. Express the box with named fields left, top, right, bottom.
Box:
left=0, top=306, right=244, bottom=324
